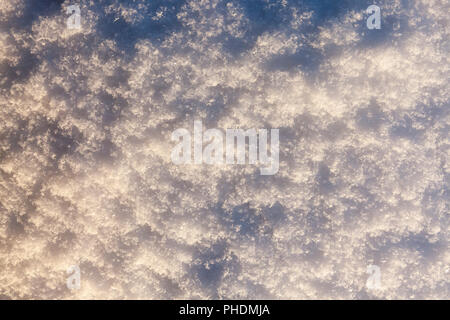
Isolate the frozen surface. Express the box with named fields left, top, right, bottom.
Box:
left=0, top=0, right=448, bottom=299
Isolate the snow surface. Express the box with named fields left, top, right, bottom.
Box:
left=0, top=0, right=448, bottom=299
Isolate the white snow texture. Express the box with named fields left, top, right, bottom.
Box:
left=0, top=0, right=448, bottom=299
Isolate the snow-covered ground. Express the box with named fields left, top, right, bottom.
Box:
left=0, top=0, right=448, bottom=299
